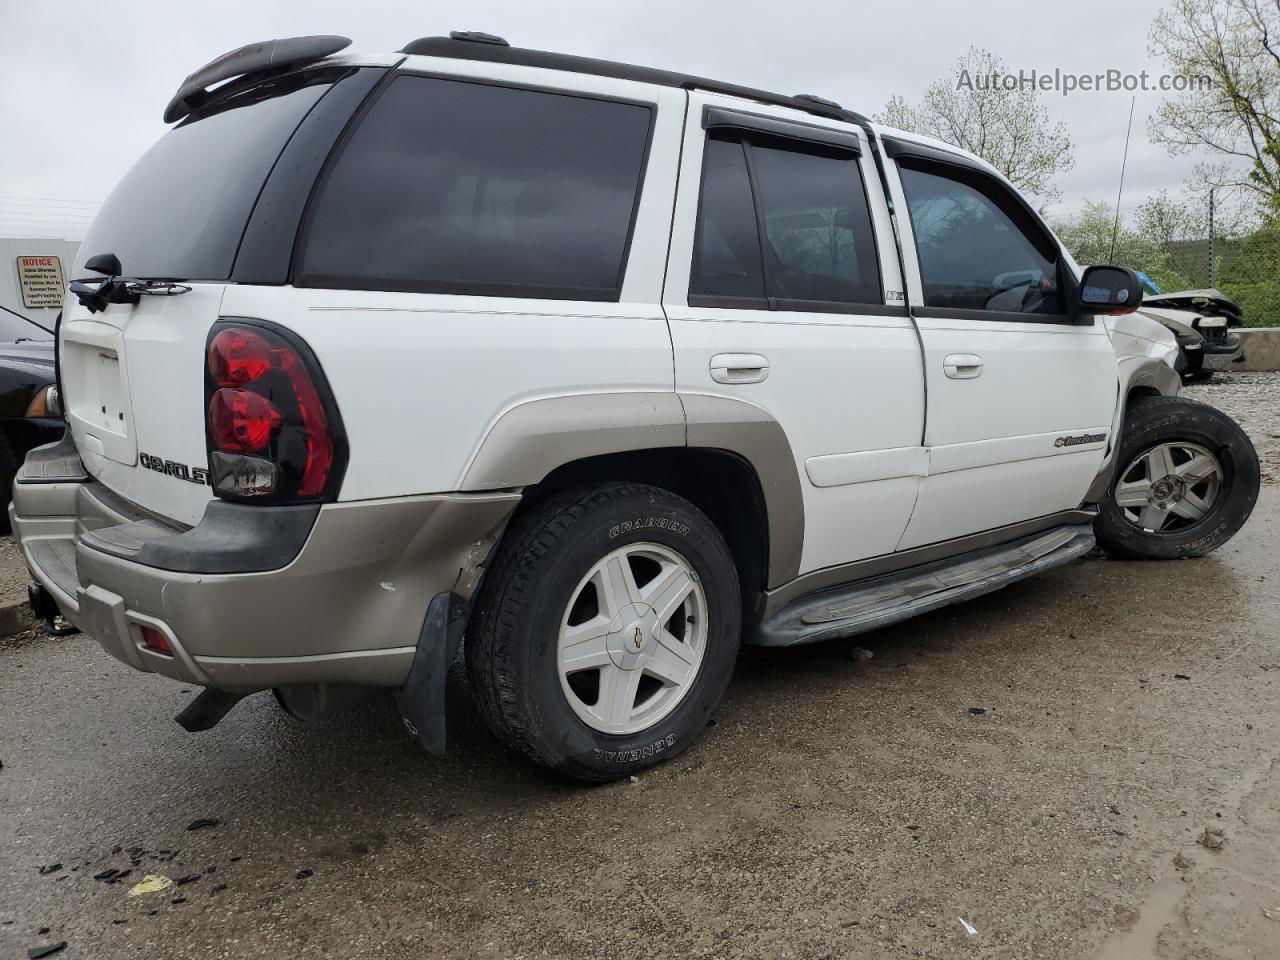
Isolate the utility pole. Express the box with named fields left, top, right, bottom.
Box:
left=1208, top=187, right=1216, bottom=287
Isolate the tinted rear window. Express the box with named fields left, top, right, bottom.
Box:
left=691, top=138, right=765, bottom=299
left=751, top=142, right=881, bottom=305
left=75, top=71, right=338, bottom=281
left=296, top=75, right=653, bottom=300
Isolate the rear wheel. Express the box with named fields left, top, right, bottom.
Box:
left=1094, top=395, right=1259, bottom=559
left=466, top=483, right=740, bottom=782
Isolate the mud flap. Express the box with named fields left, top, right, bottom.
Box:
left=397, top=591, right=468, bottom=755
left=175, top=688, right=245, bottom=732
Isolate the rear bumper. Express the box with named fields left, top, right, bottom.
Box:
left=11, top=447, right=519, bottom=692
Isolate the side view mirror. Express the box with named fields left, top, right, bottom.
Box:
left=83, top=252, right=122, bottom=277
left=1078, top=265, right=1142, bottom=315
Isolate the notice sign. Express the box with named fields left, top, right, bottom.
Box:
left=16, top=255, right=65, bottom=308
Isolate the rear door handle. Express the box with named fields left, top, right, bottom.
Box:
left=943, top=353, right=984, bottom=379
left=710, top=353, right=770, bottom=384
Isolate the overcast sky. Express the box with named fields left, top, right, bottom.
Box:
left=0, top=0, right=1215, bottom=235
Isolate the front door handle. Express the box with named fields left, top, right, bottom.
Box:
left=943, top=354, right=983, bottom=379
left=710, top=353, right=770, bottom=384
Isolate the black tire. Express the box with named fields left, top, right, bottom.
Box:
left=466, top=482, right=741, bottom=782
left=1094, top=395, right=1259, bottom=559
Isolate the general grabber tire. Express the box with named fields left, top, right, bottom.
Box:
left=1094, top=395, right=1259, bottom=560
left=466, top=483, right=741, bottom=783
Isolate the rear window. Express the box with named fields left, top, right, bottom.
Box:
left=690, top=133, right=882, bottom=309
left=296, top=75, right=653, bottom=301
left=75, top=70, right=339, bottom=281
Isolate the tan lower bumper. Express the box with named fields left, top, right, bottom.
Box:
left=13, top=481, right=519, bottom=692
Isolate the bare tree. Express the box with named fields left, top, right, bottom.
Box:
left=1149, top=0, right=1280, bottom=212
left=875, top=48, right=1075, bottom=204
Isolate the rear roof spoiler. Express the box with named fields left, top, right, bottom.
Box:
left=163, top=35, right=352, bottom=123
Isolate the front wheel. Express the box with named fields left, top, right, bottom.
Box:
left=466, top=483, right=741, bottom=782
left=1094, top=395, right=1259, bottom=559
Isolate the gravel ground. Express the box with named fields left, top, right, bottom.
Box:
left=1, top=376, right=1278, bottom=960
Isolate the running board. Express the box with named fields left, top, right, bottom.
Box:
left=748, top=525, right=1095, bottom=647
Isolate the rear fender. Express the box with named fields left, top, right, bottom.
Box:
left=458, top=390, right=805, bottom=588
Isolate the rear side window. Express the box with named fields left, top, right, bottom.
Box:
left=690, top=131, right=882, bottom=309
left=751, top=143, right=880, bottom=305
left=898, top=163, right=1065, bottom=316
left=690, top=138, right=766, bottom=299
left=297, top=76, right=653, bottom=300
left=76, top=70, right=341, bottom=281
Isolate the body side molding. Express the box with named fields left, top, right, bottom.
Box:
left=805, top=446, right=928, bottom=487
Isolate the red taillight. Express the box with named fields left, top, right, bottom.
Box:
left=204, top=321, right=345, bottom=503
left=139, top=625, right=173, bottom=655
left=274, top=342, right=334, bottom=497
left=209, top=388, right=282, bottom=453
left=208, top=328, right=273, bottom=387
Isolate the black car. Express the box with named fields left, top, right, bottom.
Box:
left=0, top=308, right=63, bottom=520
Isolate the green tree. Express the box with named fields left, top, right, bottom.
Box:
left=1217, top=218, right=1280, bottom=324
left=1052, top=200, right=1195, bottom=291
left=876, top=48, right=1075, bottom=205
left=1149, top=0, right=1280, bottom=214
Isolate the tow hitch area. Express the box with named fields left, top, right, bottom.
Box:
left=27, top=582, right=79, bottom=637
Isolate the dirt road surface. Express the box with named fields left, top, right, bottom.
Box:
left=1, top=377, right=1277, bottom=959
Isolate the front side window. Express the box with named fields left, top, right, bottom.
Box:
left=898, top=163, right=1065, bottom=316
left=298, top=76, right=652, bottom=300
left=690, top=131, right=882, bottom=308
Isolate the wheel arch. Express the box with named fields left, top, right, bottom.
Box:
left=458, top=391, right=806, bottom=617
left=514, top=447, right=772, bottom=623
left=1083, top=355, right=1183, bottom=504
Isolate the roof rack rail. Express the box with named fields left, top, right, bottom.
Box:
left=163, top=35, right=352, bottom=124
left=398, top=34, right=869, bottom=126
left=793, top=93, right=842, bottom=110
left=448, top=30, right=509, bottom=46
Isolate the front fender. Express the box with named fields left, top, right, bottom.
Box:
left=1084, top=322, right=1183, bottom=504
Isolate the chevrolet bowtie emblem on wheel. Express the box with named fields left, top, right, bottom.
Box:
left=632, top=626, right=644, bottom=650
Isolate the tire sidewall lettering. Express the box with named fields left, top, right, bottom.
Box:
left=608, top=517, right=691, bottom=540
left=591, top=734, right=678, bottom=764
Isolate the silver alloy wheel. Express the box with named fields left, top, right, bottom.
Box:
left=1114, top=441, right=1224, bottom=533
left=557, top=542, right=708, bottom=736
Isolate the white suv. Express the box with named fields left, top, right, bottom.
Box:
left=14, top=32, right=1259, bottom=781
